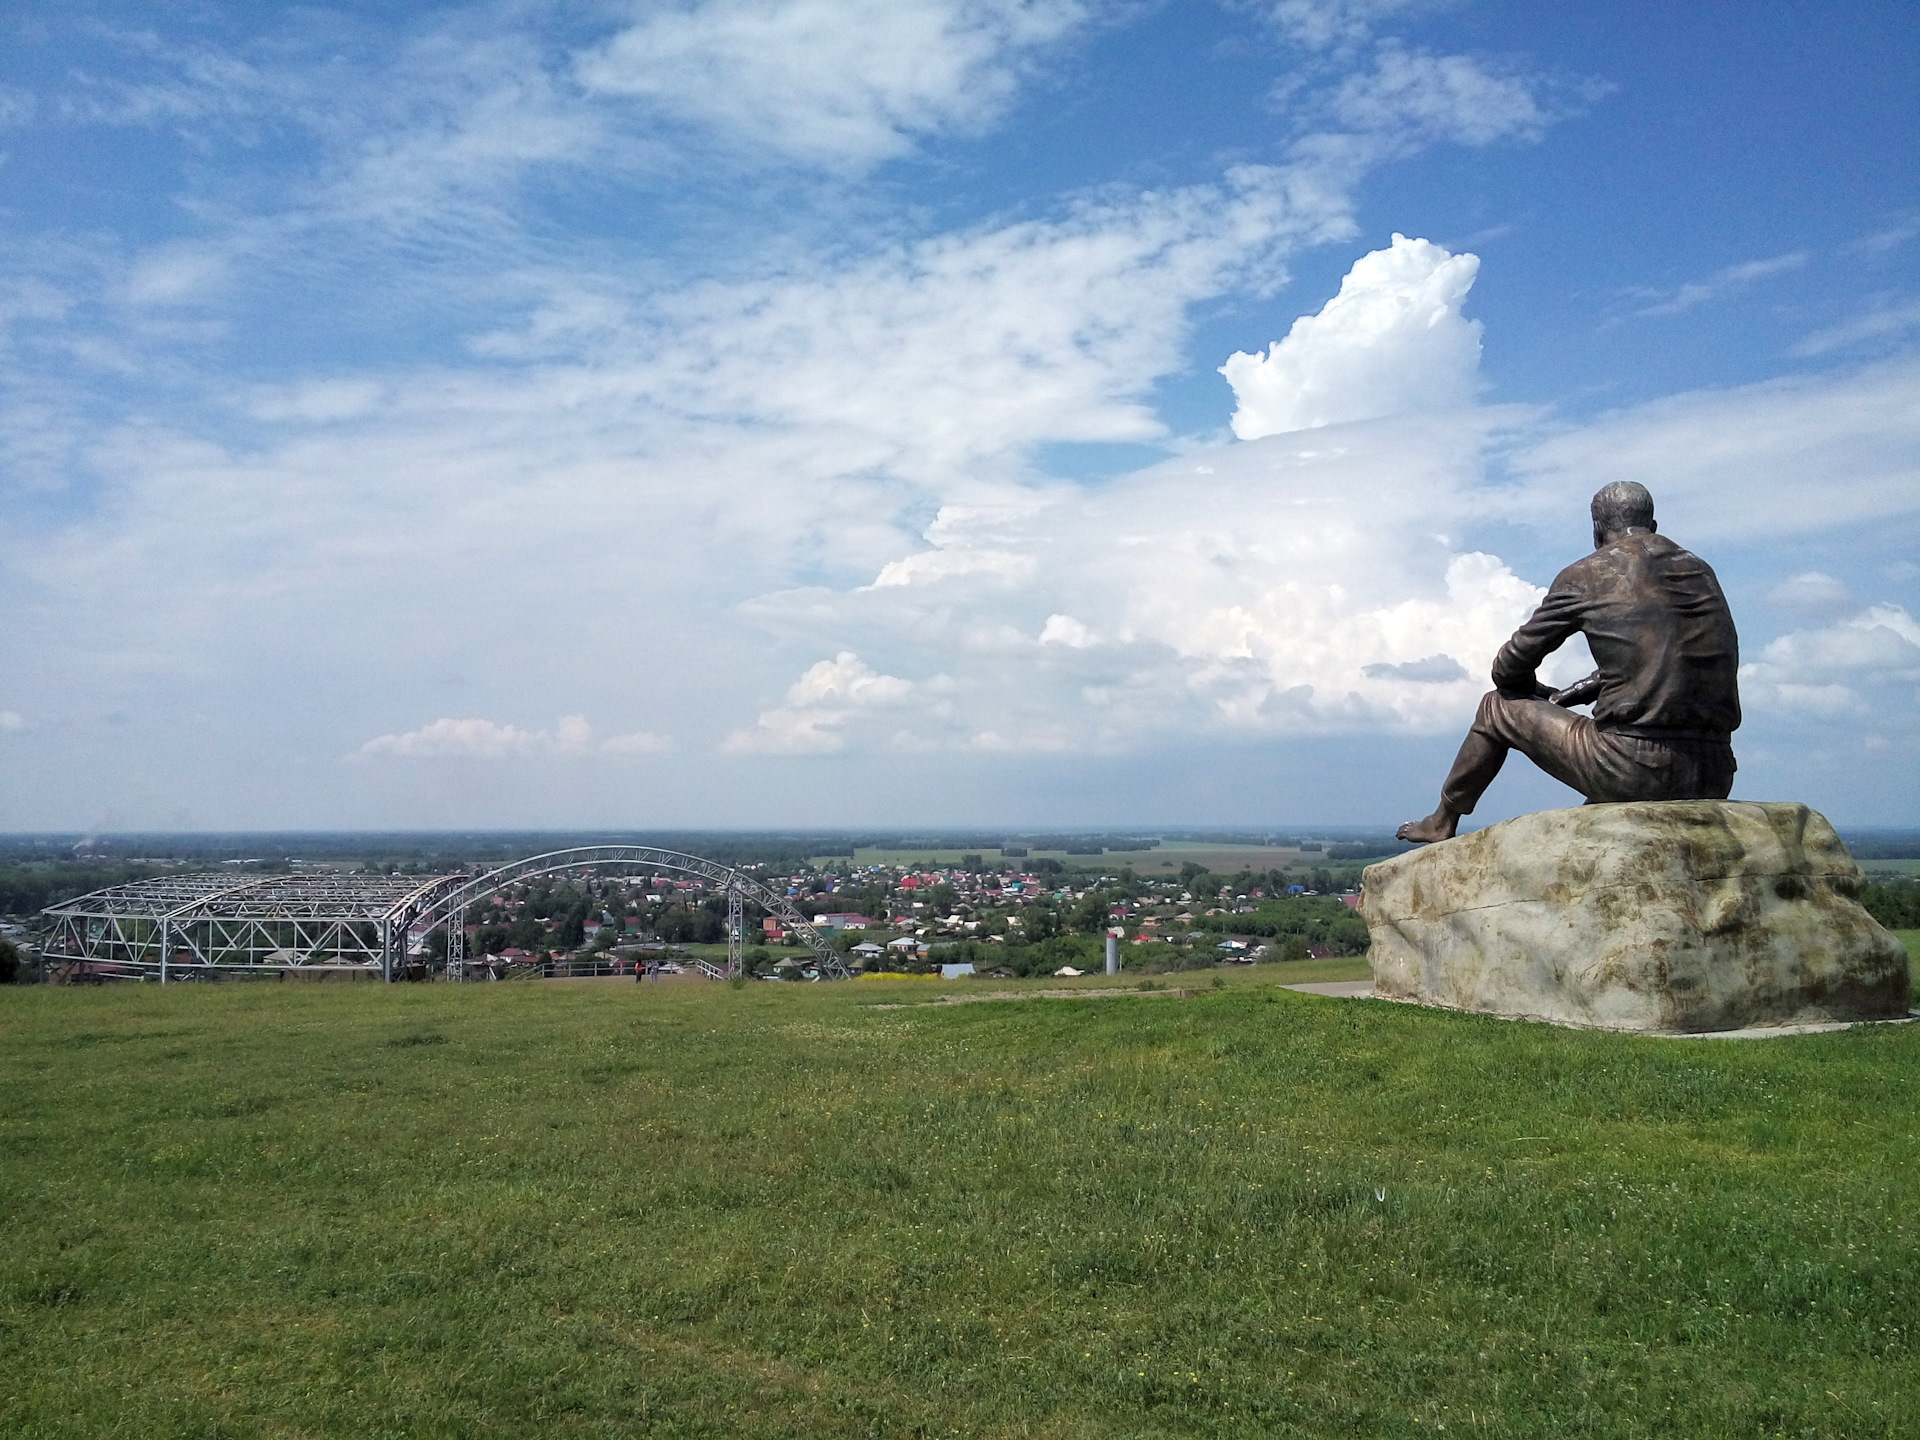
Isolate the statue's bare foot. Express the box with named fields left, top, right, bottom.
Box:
left=1396, top=810, right=1459, bottom=844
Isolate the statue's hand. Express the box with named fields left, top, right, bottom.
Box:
left=1550, top=671, right=1603, bottom=708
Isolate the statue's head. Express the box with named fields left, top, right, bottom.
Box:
left=1591, top=481, right=1656, bottom=547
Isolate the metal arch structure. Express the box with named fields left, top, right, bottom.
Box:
left=39, top=846, right=851, bottom=983
left=38, top=872, right=455, bottom=984
left=400, top=846, right=849, bottom=980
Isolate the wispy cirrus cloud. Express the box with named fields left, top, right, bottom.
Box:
left=1848, top=211, right=1920, bottom=256
left=1793, top=295, right=1920, bottom=356
left=1623, top=250, right=1808, bottom=318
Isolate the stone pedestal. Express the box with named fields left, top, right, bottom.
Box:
left=1362, top=801, right=1910, bottom=1033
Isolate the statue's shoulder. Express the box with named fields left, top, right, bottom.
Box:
left=1550, top=548, right=1608, bottom=590
left=1587, top=530, right=1682, bottom=575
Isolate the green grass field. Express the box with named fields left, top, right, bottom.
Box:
left=4, top=968, right=1918, bottom=1438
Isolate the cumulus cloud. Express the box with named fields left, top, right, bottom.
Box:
left=870, top=548, right=1035, bottom=589
left=0, top=711, right=24, bottom=733
left=354, top=716, right=672, bottom=759
left=722, top=652, right=919, bottom=753
left=576, top=0, right=1087, bottom=167
left=1767, top=571, right=1852, bottom=616
left=355, top=717, right=544, bottom=759
left=1220, top=233, right=1481, bottom=438
left=1740, top=604, right=1920, bottom=719
left=1039, top=613, right=1095, bottom=648
left=755, top=408, right=1572, bottom=754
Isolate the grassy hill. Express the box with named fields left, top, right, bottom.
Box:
left=3, top=969, right=1917, bottom=1437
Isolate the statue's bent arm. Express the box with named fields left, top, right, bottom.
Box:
left=1490, top=571, right=1587, bottom=699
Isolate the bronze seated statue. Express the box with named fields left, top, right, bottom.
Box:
left=1398, top=481, right=1740, bottom=844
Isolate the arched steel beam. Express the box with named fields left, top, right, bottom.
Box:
left=395, top=845, right=850, bottom=978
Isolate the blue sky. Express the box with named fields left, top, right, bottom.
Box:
left=1, top=0, right=1916, bottom=832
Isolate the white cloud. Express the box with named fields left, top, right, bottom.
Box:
left=320, top=26, right=612, bottom=231
left=870, top=548, right=1035, bottom=589
left=1767, top=571, right=1852, bottom=616
left=246, top=379, right=385, bottom=424
left=1740, top=604, right=1920, bottom=720
left=1510, top=355, right=1920, bottom=545
left=49, top=28, right=270, bottom=128
left=1039, top=613, right=1095, bottom=647
left=0, top=711, right=23, bottom=732
left=623, top=164, right=1349, bottom=480
left=1264, top=1, right=1433, bottom=53
left=123, top=243, right=229, bottom=306
left=354, top=715, right=673, bottom=760
left=741, top=409, right=1569, bottom=754
left=1220, top=233, right=1480, bottom=438
left=722, top=652, right=918, bottom=753
left=0, top=85, right=35, bottom=128
left=576, top=0, right=1087, bottom=168
left=1325, top=43, right=1549, bottom=149
left=1626, top=251, right=1807, bottom=318
left=355, top=717, right=544, bottom=759
left=1756, top=604, right=1920, bottom=681
left=1793, top=296, right=1920, bottom=356
left=0, top=152, right=1369, bottom=826
left=1850, top=213, right=1920, bottom=256
left=0, top=2, right=1725, bottom=830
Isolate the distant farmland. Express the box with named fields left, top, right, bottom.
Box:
left=826, top=840, right=1319, bottom=874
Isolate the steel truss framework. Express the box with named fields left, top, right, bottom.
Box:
left=40, top=847, right=848, bottom=983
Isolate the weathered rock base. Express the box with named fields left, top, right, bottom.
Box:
left=1362, top=801, right=1911, bottom=1034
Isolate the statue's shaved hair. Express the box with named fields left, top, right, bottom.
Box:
left=1591, top=481, right=1655, bottom=536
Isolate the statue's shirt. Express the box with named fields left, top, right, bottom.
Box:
left=1492, top=532, right=1741, bottom=738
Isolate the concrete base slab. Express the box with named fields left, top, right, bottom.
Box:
left=1650, top=1013, right=1918, bottom=1040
